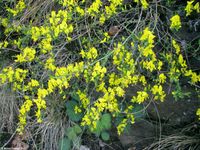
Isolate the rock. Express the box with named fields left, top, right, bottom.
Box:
left=80, top=145, right=90, bottom=150
left=119, top=120, right=156, bottom=149
left=145, top=85, right=199, bottom=126
left=121, top=84, right=199, bottom=149
left=11, top=135, right=29, bottom=150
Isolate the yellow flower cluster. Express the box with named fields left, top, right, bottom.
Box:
left=0, top=67, right=14, bottom=83
left=31, top=26, right=50, bottom=42
left=81, top=107, right=100, bottom=130
left=49, top=10, right=74, bottom=38
left=171, top=39, right=200, bottom=84
left=185, top=0, right=200, bottom=16
left=158, top=73, right=167, bottom=84
left=117, top=118, right=127, bottom=135
left=91, top=62, right=107, bottom=81
left=80, top=47, right=98, bottom=59
left=125, top=106, right=135, bottom=124
left=82, top=86, right=120, bottom=130
left=134, top=0, right=149, bottom=9
left=45, top=57, right=56, bottom=71
left=39, top=35, right=52, bottom=54
left=24, top=88, right=48, bottom=124
left=172, top=39, right=181, bottom=54
left=59, top=0, right=77, bottom=8
left=139, top=27, right=160, bottom=72
left=15, top=47, right=36, bottom=63
left=17, top=97, right=33, bottom=133
left=25, top=79, right=39, bottom=91
left=0, top=67, right=28, bottom=90
left=105, top=0, right=123, bottom=17
left=170, top=14, right=181, bottom=30
left=88, top=0, right=102, bottom=16
left=6, top=0, right=26, bottom=16
left=76, top=6, right=85, bottom=16
left=1, top=1, right=200, bottom=137
left=77, top=90, right=90, bottom=109
left=151, top=85, right=166, bottom=102
left=0, top=41, right=8, bottom=48
left=184, top=70, right=200, bottom=84
left=0, top=17, right=21, bottom=35
left=131, top=91, right=149, bottom=104
left=47, top=62, right=84, bottom=94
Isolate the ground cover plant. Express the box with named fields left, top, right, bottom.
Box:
left=0, top=0, right=200, bottom=149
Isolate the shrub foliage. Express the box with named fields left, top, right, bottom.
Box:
left=0, top=0, right=200, bottom=147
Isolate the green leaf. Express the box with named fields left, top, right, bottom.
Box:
left=66, top=101, right=83, bottom=122
left=92, top=120, right=103, bottom=136
left=132, top=104, right=145, bottom=119
left=74, top=125, right=82, bottom=134
left=58, top=137, right=71, bottom=150
left=101, top=131, right=110, bottom=141
left=66, top=127, right=77, bottom=140
left=101, top=113, right=111, bottom=130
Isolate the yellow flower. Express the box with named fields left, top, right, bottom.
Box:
left=28, top=79, right=39, bottom=88
left=194, top=2, right=200, bottom=13
left=157, top=60, right=163, bottom=71
left=45, top=57, right=56, bottom=71
left=80, top=47, right=98, bottom=59
left=77, top=90, right=90, bottom=108
left=196, top=108, right=200, bottom=120
left=170, top=15, right=181, bottom=30
left=191, top=72, right=199, bottom=84
left=91, top=62, right=107, bottom=81
left=6, top=0, right=26, bottom=16
left=87, top=0, right=102, bottom=16
left=15, top=47, right=36, bottom=63
left=14, top=68, right=28, bottom=82
left=96, top=81, right=107, bottom=92
left=151, top=85, right=166, bottom=102
left=99, top=14, right=106, bottom=25
left=34, top=98, right=46, bottom=123
left=178, top=54, right=187, bottom=68
left=117, top=118, right=127, bottom=135
left=115, top=86, right=125, bottom=97
left=139, top=75, right=147, bottom=85
left=141, top=0, right=149, bottom=9
left=140, top=27, right=155, bottom=44
left=17, top=98, right=33, bottom=133
left=37, top=88, right=48, bottom=98
left=159, top=73, right=167, bottom=84
left=74, top=106, right=82, bottom=114
left=172, top=39, right=180, bottom=54
left=81, top=107, right=100, bottom=130
left=132, top=91, right=148, bottom=104
left=39, top=36, right=52, bottom=54
left=76, top=6, right=84, bottom=16
left=142, top=60, right=156, bottom=72
left=185, top=0, right=194, bottom=16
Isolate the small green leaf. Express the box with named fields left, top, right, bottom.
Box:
left=74, top=125, right=82, bottom=134
left=66, top=127, right=77, bottom=140
left=66, top=101, right=83, bottom=122
left=132, top=104, right=145, bottom=119
left=101, top=113, right=111, bottom=130
left=58, top=137, right=71, bottom=150
left=101, top=131, right=110, bottom=141
left=92, top=120, right=103, bottom=136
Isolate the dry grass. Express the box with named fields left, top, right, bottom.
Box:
left=144, top=122, right=200, bottom=150
left=0, top=85, right=18, bottom=148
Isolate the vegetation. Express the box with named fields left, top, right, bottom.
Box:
left=0, top=0, right=200, bottom=149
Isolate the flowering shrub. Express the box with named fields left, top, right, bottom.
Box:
left=0, top=0, right=200, bottom=148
